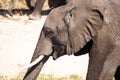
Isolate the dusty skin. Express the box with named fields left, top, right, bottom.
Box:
left=0, top=14, right=88, bottom=79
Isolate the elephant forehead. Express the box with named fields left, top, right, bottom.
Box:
left=44, top=16, right=65, bottom=32
left=44, top=0, right=105, bottom=31
left=44, top=11, right=66, bottom=32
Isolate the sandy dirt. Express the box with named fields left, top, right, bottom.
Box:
left=0, top=14, right=89, bottom=79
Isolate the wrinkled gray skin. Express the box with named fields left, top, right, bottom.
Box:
left=24, top=0, right=120, bottom=80
left=8, top=0, right=66, bottom=20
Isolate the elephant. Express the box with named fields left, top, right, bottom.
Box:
left=8, top=0, right=66, bottom=20
left=23, top=0, right=120, bottom=80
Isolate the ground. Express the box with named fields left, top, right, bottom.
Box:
left=0, top=12, right=88, bottom=79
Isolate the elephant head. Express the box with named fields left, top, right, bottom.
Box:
left=24, top=0, right=120, bottom=80
left=43, top=0, right=104, bottom=56
left=23, top=0, right=105, bottom=80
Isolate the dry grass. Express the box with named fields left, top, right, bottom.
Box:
left=0, top=0, right=28, bottom=10
left=0, top=0, right=49, bottom=19
left=0, top=0, right=49, bottom=10
left=0, top=71, right=84, bottom=80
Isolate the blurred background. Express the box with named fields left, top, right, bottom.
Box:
left=0, top=0, right=27, bottom=9
left=0, top=0, right=49, bottom=10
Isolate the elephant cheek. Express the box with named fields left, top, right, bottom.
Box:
left=36, top=38, right=53, bottom=56
left=42, top=40, right=53, bottom=56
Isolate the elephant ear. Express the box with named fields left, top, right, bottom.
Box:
left=65, top=6, right=104, bottom=55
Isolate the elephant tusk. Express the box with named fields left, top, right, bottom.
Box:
left=20, top=55, right=44, bottom=70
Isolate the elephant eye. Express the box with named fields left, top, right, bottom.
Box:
left=45, top=29, right=54, bottom=38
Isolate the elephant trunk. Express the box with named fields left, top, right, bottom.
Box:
left=23, top=32, right=53, bottom=80
left=23, top=56, right=49, bottom=80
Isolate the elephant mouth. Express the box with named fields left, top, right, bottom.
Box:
left=52, top=45, right=66, bottom=60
